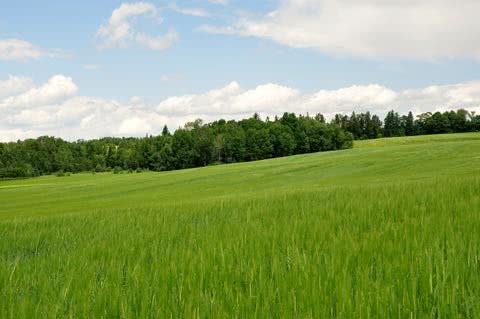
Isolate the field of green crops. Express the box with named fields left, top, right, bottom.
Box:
left=1, top=132, right=480, bottom=318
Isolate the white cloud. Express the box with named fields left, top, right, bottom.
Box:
left=399, top=82, right=480, bottom=114
left=304, top=85, right=398, bottom=114
left=117, top=117, right=153, bottom=135
left=129, top=96, right=145, bottom=105
left=97, top=2, right=157, bottom=48
left=0, top=76, right=33, bottom=99
left=0, top=75, right=78, bottom=110
left=0, top=38, right=65, bottom=61
left=134, top=31, right=178, bottom=50
left=1, top=74, right=480, bottom=142
left=156, top=80, right=480, bottom=121
left=232, top=83, right=299, bottom=113
left=169, top=2, right=209, bottom=17
left=0, top=128, right=38, bottom=142
left=96, top=2, right=178, bottom=51
left=197, top=25, right=236, bottom=35
left=200, top=0, right=480, bottom=60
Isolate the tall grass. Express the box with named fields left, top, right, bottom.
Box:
left=1, top=133, right=480, bottom=317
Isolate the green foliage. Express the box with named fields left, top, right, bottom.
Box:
left=2, top=109, right=479, bottom=181
left=383, top=110, right=403, bottom=137
left=334, top=108, right=480, bottom=140
left=269, top=123, right=296, bottom=157
left=334, top=111, right=383, bottom=140
left=404, top=111, right=415, bottom=136
left=223, top=123, right=246, bottom=163
left=0, top=163, right=36, bottom=179
left=245, top=128, right=273, bottom=161
left=0, top=113, right=357, bottom=179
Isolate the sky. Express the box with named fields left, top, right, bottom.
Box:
left=1, top=0, right=480, bottom=141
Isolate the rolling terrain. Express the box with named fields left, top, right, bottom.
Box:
left=1, top=133, right=480, bottom=317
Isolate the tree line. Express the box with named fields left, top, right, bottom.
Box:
left=1, top=109, right=479, bottom=179
left=0, top=113, right=353, bottom=178
left=334, top=109, right=480, bottom=139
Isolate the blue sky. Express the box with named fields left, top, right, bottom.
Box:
left=1, top=0, right=480, bottom=140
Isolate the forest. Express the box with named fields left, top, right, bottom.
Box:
left=1, top=109, right=479, bottom=178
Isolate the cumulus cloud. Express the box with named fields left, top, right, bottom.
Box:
left=157, top=81, right=299, bottom=116
left=0, top=38, right=66, bottom=61
left=2, top=95, right=165, bottom=140
left=1, top=74, right=480, bottom=142
left=0, top=75, right=78, bottom=110
left=0, top=76, right=33, bottom=99
left=96, top=2, right=178, bottom=50
left=399, top=82, right=480, bottom=114
left=200, top=0, right=480, bottom=60
left=303, top=85, right=398, bottom=114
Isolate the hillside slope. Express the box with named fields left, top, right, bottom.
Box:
left=1, top=132, right=480, bottom=317
left=1, top=132, right=479, bottom=219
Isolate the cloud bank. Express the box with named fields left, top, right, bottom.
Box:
left=1, top=74, right=480, bottom=142
left=200, top=0, right=480, bottom=60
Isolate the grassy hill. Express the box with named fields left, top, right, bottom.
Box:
left=1, top=132, right=480, bottom=317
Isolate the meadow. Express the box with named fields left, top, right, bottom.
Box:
left=1, top=132, right=480, bottom=318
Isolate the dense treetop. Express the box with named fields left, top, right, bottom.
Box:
left=1, top=109, right=479, bottom=179
left=0, top=112, right=352, bottom=178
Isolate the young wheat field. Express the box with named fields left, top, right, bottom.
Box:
left=1, top=132, right=480, bottom=318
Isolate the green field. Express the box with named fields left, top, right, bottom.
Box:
left=1, top=133, right=480, bottom=318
